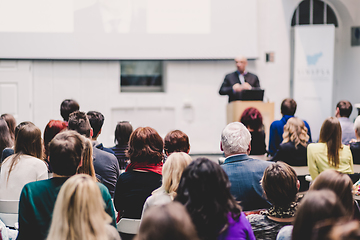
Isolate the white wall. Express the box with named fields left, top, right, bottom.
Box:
left=30, top=60, right=239, bottom=154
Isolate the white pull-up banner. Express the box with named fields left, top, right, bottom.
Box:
left=293, top=25, right=335, bottom=141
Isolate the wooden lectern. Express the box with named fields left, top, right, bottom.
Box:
left=227, top=101, right=274, bottom=145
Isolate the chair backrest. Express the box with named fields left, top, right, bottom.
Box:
left=117, top=218, right=141, bottom=234
left=0, top=200, right=19, bottom=228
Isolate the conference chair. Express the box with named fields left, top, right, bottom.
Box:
left=117, top=218, right=141, bottom=234
left=0, top=200, right=19, bottom=229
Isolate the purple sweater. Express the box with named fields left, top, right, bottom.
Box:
left=218, top=212, right=256, bottom=240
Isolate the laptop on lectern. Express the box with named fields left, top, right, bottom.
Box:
left=233, top=89, right=265, bottom=101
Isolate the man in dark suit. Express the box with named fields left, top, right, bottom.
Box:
left=219, top=56, right=260, bottom=102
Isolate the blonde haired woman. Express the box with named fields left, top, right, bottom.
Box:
left=271, top=117, right=309, bottom=166
left=46, top=174, right=120, bottom=240
left=141, top=152, right=192, bottom=215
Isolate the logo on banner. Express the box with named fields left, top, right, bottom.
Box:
left=296, top=51, right=329, bottom=79
left=306, top=52, right=322, bottom=66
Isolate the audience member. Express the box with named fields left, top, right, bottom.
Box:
left=240, top=107, right=267, bottom=155
left=309, top=170, right=356, bottom=219
left=114, top=126, right=163, bottom=240
left=1, top=121, right=32, bottom=162
left=87, top=111, right=115, bottom=154
left=0, top=118, right=13, bottom=160
left=276, top=190, right=348, bottom=240
left=142, top=152, right=192, bottom=215
left=17, top=130, right=116, bottom=240
left=1, top=113, right=16, bottom=142
left=307, top=117, right=353, bottom=180
left=247, top=162, right=299, bottom=240
left=271, top=117, right=309, bottom=166
left=164, top=130, right=190, bottom=156
left=176, top=158, right=256, bottom=240
left=77, top=137, right=97, bottom=181
left=60, top=99, right=79, bottom=122
left=111, top=121, right=133, bottom=169
left=268, top=98, right=312, bottom=156
left=335, top=100, right=356, bottom=145
left=349, top=115, right=360, bottom=164
left=220, top=122, right=271, bottom=210
left=135, top=202, right=199, bottom=240
left=0, top=123, right=48, bottom=201
left=68, top=111, right=120, bottom=196
left=46, top=174, right=120, bottom=240
left=43, top=120, right=68, bottom=164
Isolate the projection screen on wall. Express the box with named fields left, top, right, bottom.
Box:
left=0, top=0, right=258, bottom=60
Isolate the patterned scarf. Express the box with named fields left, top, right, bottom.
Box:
left=261, top=201, right=298, bottom=218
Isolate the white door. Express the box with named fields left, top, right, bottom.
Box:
left=0, top=60, right=33, bottom=123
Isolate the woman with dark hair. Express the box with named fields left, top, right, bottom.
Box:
left=111, top=121, right=133, bottom=169
left=276, top=190, right=349, bottom=240
left=0, top=123, right=48, bottom=201
left=1, top=113, right=16, bottom=142
left=113, top=127, right=163, bottom=239
left=310, top=170, right=356, bottom=219
left=246, top=162, right=299, bottom=239
left=175, top=158, right=255, bottom=240
left=307, top=117, right=353, bottom=180
left=271, top=117, right=309, bottom=166
left=1, top=121, right=32, bottom=162
left=135, top=202, right=200, bottom=240
left=240, top=107, right=266, bottom=155
left=0, top=118, right=13, bottom=160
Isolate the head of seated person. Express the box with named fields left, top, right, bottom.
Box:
left=60, top=99, right=80, bottom=122
left=47, top=174, right=114, bottom=240
left=128, top=126, right=163, bottom=165
left=281, top=98, right=297, bottom=116
left=261, top=162, right=299, bottom=217
left=48, top=130, right=84, bottom=177
left=336, top=100, right=352, bottom=118
left=0, top=118, right=13, bottom=155
left=282, top=117, right=309, bottom=147
left=319, top=117, right=342, bottom=167
left=86, top=111, right=104, bottom=140
left=309, top=170, right=354, bottom=218
left=221, top=122, right=251, bottom=157
left=43, top=120, right=68, bottom=160
left=135, top=202, right=199, bottom=240
left=175, top=158, right=243, bottom=240
left=67, top=111, right=92, bottom=139
left=164, top=130, right=190, bottom=156
left=240, top=107, right=263, bottom=132
left=114, top=121, right=133, bottom=146
left=292, top=189, right=349, bottom=240
left=14, top=123, right=43, bottom=159
left=156, top=152, right=192, bottom=199
left=1, top=113, right=16, bottom=142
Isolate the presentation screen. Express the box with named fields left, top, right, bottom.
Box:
left=0, top=0, right=258, bottom=60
